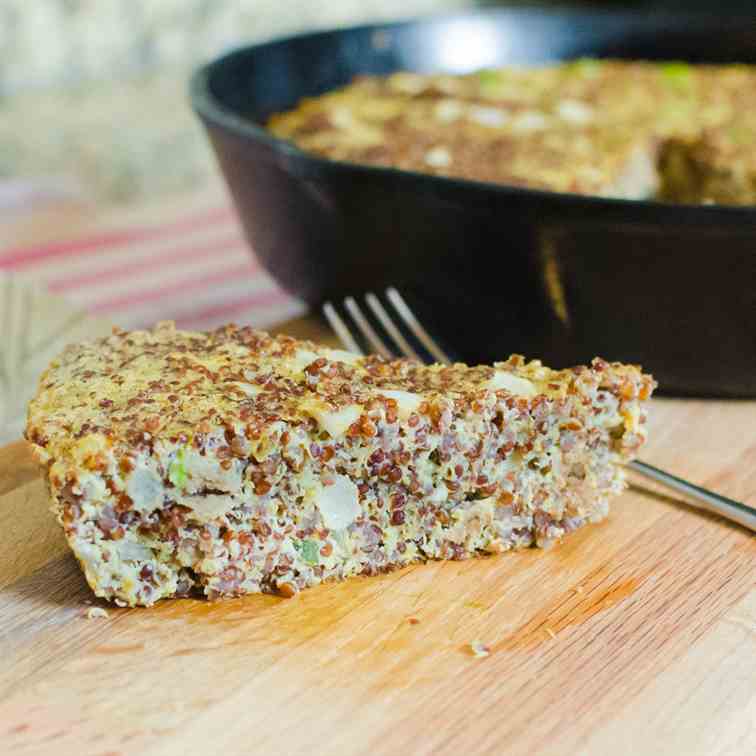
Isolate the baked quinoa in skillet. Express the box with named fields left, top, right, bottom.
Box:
left=269, top=60, right=756, bottom=204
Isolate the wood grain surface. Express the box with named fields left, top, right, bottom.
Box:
left=1, top=370, right=754, bottom=754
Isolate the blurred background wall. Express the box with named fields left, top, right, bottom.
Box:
left=0, top=0, right=741, bottom=205
left=0, top=1, right=479, bottom=95
left=0, top=0, right=471, bottom=204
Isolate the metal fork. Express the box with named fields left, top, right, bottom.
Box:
left=324, top=287, right=756, bottom=532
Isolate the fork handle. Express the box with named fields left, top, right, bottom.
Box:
left=629, top=459, right=756, bottom=532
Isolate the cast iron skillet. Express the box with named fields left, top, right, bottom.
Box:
left=191, top=7, right=756, bottom=397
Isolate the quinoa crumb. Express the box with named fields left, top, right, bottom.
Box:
left=85, top=607, right=109, bottom=619
left=278, top=582, right=298, bottom=599
left=470, top=640, right=491, bottom=658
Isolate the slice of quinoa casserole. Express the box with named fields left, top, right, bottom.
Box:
left=26, top=322, right=655, bottom=606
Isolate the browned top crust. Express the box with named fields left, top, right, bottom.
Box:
left=26, top=321, right=654, bottom=466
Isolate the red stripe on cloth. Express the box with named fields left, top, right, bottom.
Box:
left=88, top=261, right=260, bottom=313
left=47, top=233, right=247, bottom=292
left=0, top=206, right=235, bottom=269
left=175, top=290, right=291, bottom=330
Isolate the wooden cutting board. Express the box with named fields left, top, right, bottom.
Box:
left=1, top=392, right=755, bottom=755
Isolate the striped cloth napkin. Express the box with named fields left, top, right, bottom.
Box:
left=0, top=201, right=306, bottom=332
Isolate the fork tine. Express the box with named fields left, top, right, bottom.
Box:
left=322, top=301, right=364, bottom=355
left=343, top=296, right=395, bottom=359
left=365, top=292, right=423, bottom=362
left=385, top=287, right=452, bottom=365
